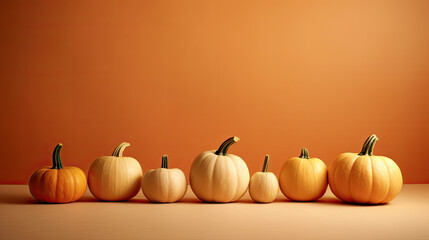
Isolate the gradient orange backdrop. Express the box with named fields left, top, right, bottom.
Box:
left=1, top=0, right=428, bottom=184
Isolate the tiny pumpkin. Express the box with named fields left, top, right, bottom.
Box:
left=329, top=134, right=403, bottom=204
left=279, top=148, right=328, bottom=201
left=142, top=154, right=187, bottom=203
left=29, top=143, right=87, bottom=203
left=249, top=155, right=279, bottom=203
left=88, top=142, right=143, bottom=201
left=189, top=136, right=250, bottom=203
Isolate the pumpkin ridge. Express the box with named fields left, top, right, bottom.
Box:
left=123, top=158, right=130, bottom=200
left=53, top=170, right=60, bottom=202
left=347, top=156, right=360, bottom=203
left=309, top=158, right=317, bottom=200
left=166, top=168, right=172, bottom=202
left=290, top=158, right=300, bottom=200
left=367, top=156, right=374, bottom=204
left=372, top=156, right=390, bottom=204
left=350, top=155, right=373, bottom=203
left=210, top=155, right=220, bottom=202
left=380, top=157, right=393, bottom=203
left=38, top=169, right=51, bottom=202
left=65, top=169, right=76, bottom=202
left=229, top=156, right=240, bottom=202
left=192, top=152, right=212, bottom=202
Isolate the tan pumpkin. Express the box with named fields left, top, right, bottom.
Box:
left=88, top=142, right=143, bottom=201
left=329, top=134, right=403, bottom=204
left=279, top=148, right=328, bottom=201
left=249, top=155, right=279, bottom=203
left=141, top=154, right=187, bottom=203
left=29, top=143, right=87, bottom=203
left=189, top=136, right=250, bottom=203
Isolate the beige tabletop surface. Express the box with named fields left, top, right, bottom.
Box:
left=0, top=184, right=428, bottom=240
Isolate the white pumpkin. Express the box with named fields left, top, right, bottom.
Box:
left=88, top=142, right=143, bottom=201
left=189, top=136, right=250, bottom=203
left=249, top=155, right=279, bottom=203
left=142, top=154, right=187, bottom=203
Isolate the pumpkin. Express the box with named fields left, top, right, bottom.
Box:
left=279, top=148, right=328, bottom=201
left=88, top=142, right=143, bottom=201
left=329, top=134, right=403, bottom=204
left=189, top=136, right=250, bottom=202
left=249, top=155, right=279, bottom=203
left=141, top=154, right=187, bottom=203
left=29, top=143, right=87, bottom=203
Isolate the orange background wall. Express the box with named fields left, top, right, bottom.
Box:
left=1, top=1, right=428, bottom=184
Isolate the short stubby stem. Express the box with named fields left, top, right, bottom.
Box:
left=299, top=148, right=310, bottom=159
left=161, top=154, right=168, bottom=169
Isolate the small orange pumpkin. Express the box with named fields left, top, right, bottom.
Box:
left=329, top=134, right=403, bottom=204
left=279, top=148, right=328, bottom=201
left=29, top=144, right=87, bottom=203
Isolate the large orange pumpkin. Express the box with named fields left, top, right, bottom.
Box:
left=329, top=134, right=403, bottom=204
left=29, top=144, right=87, bottom=203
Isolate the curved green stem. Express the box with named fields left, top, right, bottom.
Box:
left=52, top=143, right=64, bottom=169
left=214, top=136, right=240, bottom=156
left=359, top=134, right=376, bottom=155
left=299, top=148, right=310, bottom=159
left=358, top=134, right=378, bottom=156
left=112, top=142, right=130, bottom=157
left=161, top=154, right=168, bottom=169
left=367, top=135, right=379, bottom=156
left=262, top=154, right=269, bottom=172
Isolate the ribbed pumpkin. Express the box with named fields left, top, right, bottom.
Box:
left=189, top=136, right=250, bottom=203
left=249, top=155, right=279, bottom=203
left=279, top=148, right=328, bottom=201
left=29, top=144, right=87, bottom=203
left=142, top=154, right=187, bottom=203
left=329, top=134, right=403, bottom=204
left=88, top=142, right=143, bottom=201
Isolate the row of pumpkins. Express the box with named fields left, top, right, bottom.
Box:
left=29, top=134, right=403, bottom=205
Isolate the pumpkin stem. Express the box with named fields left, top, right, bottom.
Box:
left=358, top=134, right=377, bottom=155
left=262, top=154, right=269, bottom=172
left=112, top=142, right=130, bottom=157
left=299, top=148, right=310, bottom=159
left=215, top=136, right=240, bottom=156
left=367, top=135, right=379, bottom=156
left=52, top=143, right=64, bottom=169
left=161, top=154, right=168, bottom=169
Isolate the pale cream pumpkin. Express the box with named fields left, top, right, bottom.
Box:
left=279, top=148, right=328, bottom=201
left=189, top=136, right=250, bottom=203
left=88, top=142, right=143, bottom=201
left=142, top=154, right=187, bottom=203
left=249, top=155, right=279, bottom=203
left=329, top=134, right=403, bottom=204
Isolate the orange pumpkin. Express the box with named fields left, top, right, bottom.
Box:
left=279, top=148, right=328, bottom=201
left=29, top=144, right=87, bottom=203
left=329, top=134, right=403, bottom=204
